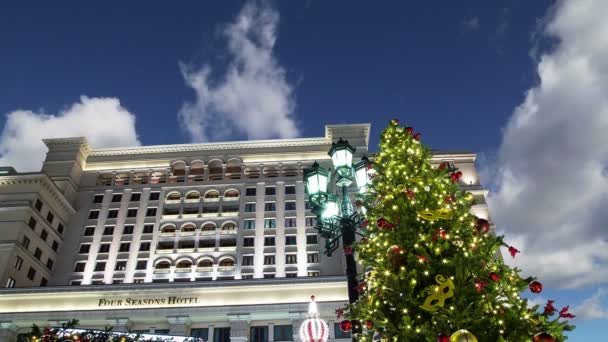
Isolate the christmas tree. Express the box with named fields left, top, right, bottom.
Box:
left=343, top=120, right=575, bottom=342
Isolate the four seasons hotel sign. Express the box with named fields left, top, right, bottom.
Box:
left=98, top=296, right=200, bottom=307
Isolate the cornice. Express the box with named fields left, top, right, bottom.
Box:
left=43, top=137, right=91, bottom=153
left=89, top=137, right=331, bottom=157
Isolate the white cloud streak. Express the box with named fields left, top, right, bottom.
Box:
left=574, top=288, right=608, bottom=320
left=178, top=1, right=299, bottom=142
left=0, top=96, right=140, bottom=172
left=487, top=0, right=608, bottom=289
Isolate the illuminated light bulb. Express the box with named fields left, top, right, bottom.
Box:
left=424, top=271, right=429, bottom=276
left=411, top=279, right=417, bottom=284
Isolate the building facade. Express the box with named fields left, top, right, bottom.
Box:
left=0, top=124, right=489, bottom=341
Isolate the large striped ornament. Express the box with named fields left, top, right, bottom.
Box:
left=450, top=329, right=478, bottom=342
left=299, top=317, right=329, bottom=342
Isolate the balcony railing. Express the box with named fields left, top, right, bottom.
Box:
left=223, top=196, right=240, bottom=201
left=217, top=246, right=237, bottom=252
left=219, top=229, right=238, bottom=235
left=164, top=199, right=181, bottom=204
left=196, top=266, right=213, bottom=273
left=203, top=197, right=220, bottom=202
left=153, top=268, right=170, bottom=274
left=218, top=265, right=235, bottom=272
left=156, top=248, right=174, bottom=254
left=177, top=248, right=196, bottom=253
left=175, top=267, right=192, bottom=273
left=181, top=213, right=199, bottom=219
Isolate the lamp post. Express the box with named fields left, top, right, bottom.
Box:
left=303, top=138, right=372, bottom=341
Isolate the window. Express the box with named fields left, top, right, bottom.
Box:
left=107, top=209, right=119, bottom=219
left=307, top=252, right=319, bottom=263
left=264, top=255, right=275, bottom=265
left=242, top=255, right=254, bottom=266
left=92, top=279, right=105, bottom=285
left=243, top=237, right=255, bottom=247
left=214, top=327, right=231, bottom=342
left=27, top=267, right=36, bottom=280
left=264, top=219, right=276, bottom=229
left=115, top=261, right=127, bottom=271
left=74, top=262, right=86, bottom=272
left=40, top=277, right=48, bottom=287
left=250, top=326, right=268, bottom=342
left=79, top=244, right=90, bottom=254
left=130, top=193, right=141, bottom=202
left=245, top=203, right=256, bottom=212
left=51, top=240, right=59, bottom=252
left=143, top=224, right=154, bottom=233
left=88, top=210, right=100, bottom=219
left=99, top=244, right=110, bottom=253
left=22, top=236, right=30, bottom=249
left=34, top=248, right=42, bottom=260
left=286, top=254, right=297, bottom=264
left=265, top=187, right=276, bottom=195
left=84, top=226, right=95, bottom=236
left=103, top=226, right=114, bottom=235
left=149, top=192, right=160, bottom=201
left=133, top=278, right=144, bottom=284
left=285, top=185, right=296, bottom=195
left=46, top=212, right=54, bottom=224
left=191, top=328, right=209, bottom=340
left=244, top=220, right=256, bottom=230
left=245, top=187, right=256, bottom=196
left=305, top=201, right=313, bottom=210
left=306, top=234, right=318, bottom=245
left=28, top=217, right=37, bottom=229
left=94, top=262, right=106, bottom=272
left=285, top=218, right=297, bottom=228
left=274, top=325, right=293, bottom=341
left=127, top=208, right=138, bottom=217
left=334, top=323, right=352, bottom=338
left=93, top=194, right=104, bottom=203
left=139, top=242, right=151, bottom=251
left=70, top=280, right=82, bottom=286
left=154, top=329, right=170, bottom=335
left=136, top=260, right=147, bottom=270
left=35, top=199, right=43, bottom=211
left=14, top=256, right=23, bottom=270
left=40, top=229, right=48, bottom=241
left=123, top=225, right=134, bottom=234
left=264, top=202, right=276, bottom=212
left=264, top=236, right=275, bottom=246
left=305, top=217, right=316, bottom=227
left=112, top=194, right=122, bottom=202
left=146, top=208, right=157, bottom=217
left=5, top=278, right=16, bottom=288
left=242, top=274, right=254, bottom=279
left=285, top=201, right=296, bottom=210
left=46, top=258, right=54, bottom=270
left=285, top=235, right=297, bottom=245
left=286, top=272, right=297, bottom=278
left=308, top=271, right=320, bottom=277
left=113, top=279, right=124, bottom=284
left=264, top=273, right=275, bottom=279
left=119, top=243, right=130, bottom=252
left=57, top=223, right=64, bottom=234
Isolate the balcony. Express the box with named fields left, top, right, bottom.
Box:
left=223, top=196, right=240, bottom=202
left=218, top=246, right=237, bottom=252
left=220, top=228, right=238, bottom=235
left=153, top=268, right=170, bottom=274
left=175, top=267, right=192, bottom=273
left=181, top=213, right=200, bottom=219
left=196, top=266, right=213, bottom=273
left=217, top=266, right=235, bottom=272
left=202, top=211, right=220, bottom=218
left=198, top=247, right=215, bottom=253
left=164, top=199, right=181, bottom=205
left=177, top=248, right=196, bottom=253
left=160, top=231, right=176, bottom=238
left=156, top=249, right=174, bottom=254
left=200, top=229, right=216, bottom=236
left=183, top=198, right=200, bottom=204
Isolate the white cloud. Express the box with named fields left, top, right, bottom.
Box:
left=574, top=288, right=608, bottom=320
left=462, top=16, right=480, bottom=31
left=0, top=96, right=140, bottom=172
left=486, top=0, right=608, bottom=289
left=178, top=0, right=300, bottom=142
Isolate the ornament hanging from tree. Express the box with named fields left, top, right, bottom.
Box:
left=529, top=281, right=543, bottom=294
left=420, top=275, right=455, bottom=311
left=450, top=329, right=478, bottom=342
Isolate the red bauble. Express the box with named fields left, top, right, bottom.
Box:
left=437, top=334, right=450, bottom=342
left=533, top=332, right=555, bottom=342
left=444, top=195, right=456, bottom=204
left=405, top=126, right=414, bottom=134
left=529, top=281, right=543, bottom=294
left=376, top=217, right=394, bottom=230
left=365, top=320, right=374, bottom=329
left=413, top=133, right=421, bottom=140
left=474, top=279, right=489, bottom=292
left=438, top=162, right=448, bottom=170
left=416, top=255, right=427, bottom=263
left=475, top=218, right=491, bottom=234
left=405, top=189, right=415, bottom=199
left=344, top=246, right=353, bottom=255
left=339, top=319, right=353, bottom=332
left=361, top=220, right=369, bottom=228
left=489, top=272, right=500, bottom=282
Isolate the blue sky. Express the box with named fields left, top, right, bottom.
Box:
left=1, top=1, right=606, bottom=340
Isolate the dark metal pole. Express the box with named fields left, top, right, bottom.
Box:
left=341, top=185, right=360, bottom=340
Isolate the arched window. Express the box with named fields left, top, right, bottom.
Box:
left=176, top=260, right=192, bottom=269
left=221, top=222, right=237, bottom=231
left=181, top=223, right=196, bottom=232
left=161, top=225, right=177, bottom=233
left=155, top=261, right=171, bottom=269
left=219, top=258, right=235, bottom=267
left=166, top=192, right=181, bottom=201
left=204, top=190, right=220, bottom=200
left=201, top=223, right=216, bottom=231
left=197, top=259, right=213, bottom=268
left=224, top=189, right=240, bottom=199
left=185, top=191, right=201, bottom=200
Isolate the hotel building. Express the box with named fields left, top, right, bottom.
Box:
left=0, top=124, right=489, bottom=341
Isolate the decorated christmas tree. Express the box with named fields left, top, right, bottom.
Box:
left=341, top=120, right=574, bottom=342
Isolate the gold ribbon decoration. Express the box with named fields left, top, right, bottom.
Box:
left=419, top=275, right=455, bottom=312
left=417, top=208, right=453, bottom=221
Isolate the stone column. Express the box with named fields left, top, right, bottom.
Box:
left=228, top=314, right=251, bottom=342
left=221, top=163, right=227, bottom=180
left=107, top=318, right=133, bottom=333
left=168, top=316, right=191, bottom=336
left=208, top=325, right=215, bottom=342
left=268, top=322, right=275, bottom=342
left=0, top=322, right=17, bottom=342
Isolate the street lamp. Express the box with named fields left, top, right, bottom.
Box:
left=303, top=138, right=373, bottom=340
